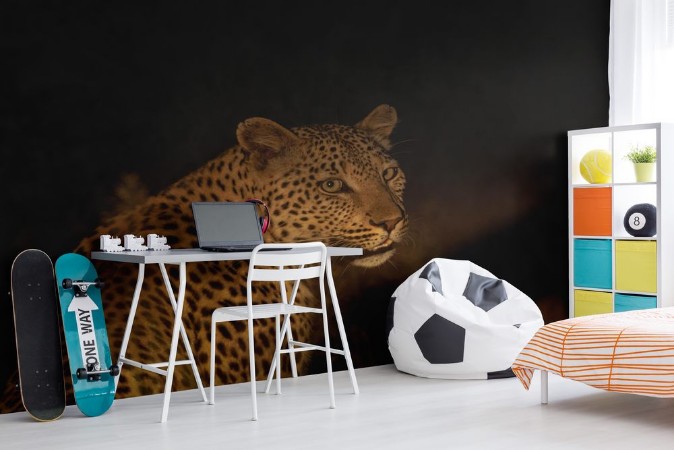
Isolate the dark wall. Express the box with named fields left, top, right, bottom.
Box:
left=0, top=0, right=609, bottom=396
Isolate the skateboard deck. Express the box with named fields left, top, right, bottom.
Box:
left=11, top=249, right=66, bottom=421
left=56, top=253, right=117, bottom=417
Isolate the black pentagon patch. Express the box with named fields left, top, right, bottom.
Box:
left=513, top=324, right=521, bottom=328
left=419, top=261, right=443, bottom=296
left=386, top=296, right=396, bottom=341
left=463, top=272, right=507, bottom=312
left=414, top=314, right=465, bottom=364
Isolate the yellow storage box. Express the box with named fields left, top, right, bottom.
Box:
left=615, top=240, right=657, bottom=293
left=574, top=290, right=612, bottom=316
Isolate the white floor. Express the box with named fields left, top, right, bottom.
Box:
left=2, top=364, right=674, bottom=449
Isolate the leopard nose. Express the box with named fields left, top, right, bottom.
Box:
left=370, top=216, right=403, bottom=233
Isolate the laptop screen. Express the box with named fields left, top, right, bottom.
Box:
left=191, top=202, right=263, bottom=248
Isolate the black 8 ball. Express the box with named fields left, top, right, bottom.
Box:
left=623, top=203, right=657, bottom=237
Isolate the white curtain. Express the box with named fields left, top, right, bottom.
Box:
left=609, top=0, right=674, bottom=125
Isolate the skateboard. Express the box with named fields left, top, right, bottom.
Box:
left=55, top=253, right=118, bottom=417
left=10, top=249, right=66, bottom=421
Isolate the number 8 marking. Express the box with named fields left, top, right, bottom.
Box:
left=629, top=212, right=646, bottom=230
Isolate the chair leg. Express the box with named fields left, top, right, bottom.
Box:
left=248, top=316, right=258, bottom=421
left=320, top=280, right=335, bottom=409
left=210, top=319, right=217, bottom=405
left=541, top=370, right=548, bottom=405
left=275, top=314, right=281, bottom=395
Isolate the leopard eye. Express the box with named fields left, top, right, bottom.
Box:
left=383, top=167, right=399, bottom=182
left=319, top=179, right=344, bottom=193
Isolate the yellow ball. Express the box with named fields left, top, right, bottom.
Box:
left=580, top=149, right=612, bottom=184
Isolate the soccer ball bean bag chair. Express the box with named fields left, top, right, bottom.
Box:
left=387, top=259, right=543, bottom=379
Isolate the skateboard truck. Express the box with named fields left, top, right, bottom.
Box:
left=123, top=234, right=147, bottom=251
left=62, top=279, right=104, bottom=297
left=100, top=235, right=124, bottom=252
left=76, top=363, right=120, bottom=382
left=147, top=233, right=171, bottom=251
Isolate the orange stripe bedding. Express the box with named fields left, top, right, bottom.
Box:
left=512, top=308, right=674, bottom=397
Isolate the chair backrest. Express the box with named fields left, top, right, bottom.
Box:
left=247, top=242, right=327, bottom=283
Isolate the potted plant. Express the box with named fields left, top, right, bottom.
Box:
left=625, top=145, right=657, bottom=182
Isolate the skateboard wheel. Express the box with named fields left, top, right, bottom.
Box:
left=94, top=278, right=105, bottom=289
left=62, top=279, right=73, bottom=289
left=76, top=368, right=87, bottom=380
left=110, top=365, right=120, bottom=376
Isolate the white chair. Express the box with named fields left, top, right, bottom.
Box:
left=209, top=242, right=335, bottom=420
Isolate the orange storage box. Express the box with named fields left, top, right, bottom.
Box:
left=574, top=187, right=612, bottom=236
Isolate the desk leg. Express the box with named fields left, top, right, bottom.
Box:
left=264, top=278, right=300, bottom=393
left=326, top=257, right=359, bottom=395
left=115, top=263, right=145, bottom=392
left=161, top=262, right=187, bottom=423
left=280, top=276, right=299, bottom=378
left=159, top=263, right=207, bottom=403
left=287, top=278, right=302, bottom=378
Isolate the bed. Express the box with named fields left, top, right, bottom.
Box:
left=512, top=308, right=674, bottom=402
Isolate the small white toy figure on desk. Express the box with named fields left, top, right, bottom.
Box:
left=100, top=235, right=124, bottom=252
left=147, top=234, right=171, bottom=251
left=123, top=234, right=147, bottom=251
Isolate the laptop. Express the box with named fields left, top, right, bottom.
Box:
left=192, top=202, right=267, bottom=252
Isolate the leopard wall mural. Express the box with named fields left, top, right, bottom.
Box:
left=0, top=104, right=407, bottom=412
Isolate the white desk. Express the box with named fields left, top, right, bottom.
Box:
left=92, top=247, right=361, bottom=422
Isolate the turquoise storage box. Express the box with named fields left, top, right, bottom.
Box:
left=614, top=293, right=657, bottom=312
left=574, top=239, right=612, bottom=289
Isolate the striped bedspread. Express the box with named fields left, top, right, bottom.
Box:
left=512, top=308, right=674, bottom=397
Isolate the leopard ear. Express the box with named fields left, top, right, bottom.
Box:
left=236, top=117, right=300, bottom=159
left=355, top=104, right=398, bottom=149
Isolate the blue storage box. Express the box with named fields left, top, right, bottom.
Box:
left=574, top=239, right=612, bottom=289
left=614, top=293, right=657, bottom=312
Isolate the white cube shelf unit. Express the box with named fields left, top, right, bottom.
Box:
left=568, top=123, right=674, bottom=317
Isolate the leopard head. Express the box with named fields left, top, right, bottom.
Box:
left=237, top=105, right=407, bottom=267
